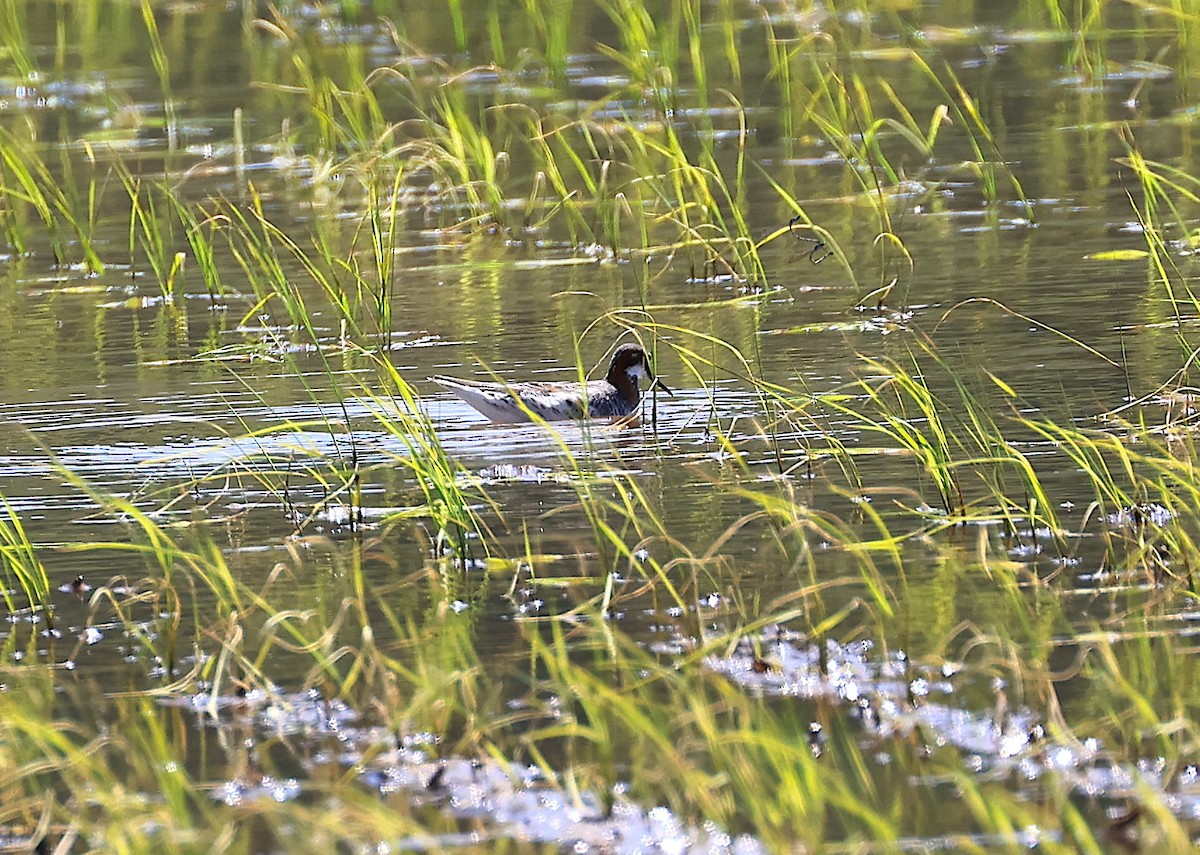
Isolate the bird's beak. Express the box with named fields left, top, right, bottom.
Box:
left=651, top=376, right=674, bottom=397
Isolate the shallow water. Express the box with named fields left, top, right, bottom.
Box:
left=2, top=0, right=1199, bottom=849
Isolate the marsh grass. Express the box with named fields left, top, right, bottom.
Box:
left=1118, top=134, right=1200, bottom=332
left=4, top=1, right=1200, bottom=851
left=169, top=195, right=228, bottom=303
left=7, top=327, right=1200, bottom=851
left=358, top=348, right=488, bottom=556
left=139, top=0, right=177, bottom=150
left=116, top=164, right=183, bottom=300
left=0, top=127, right=103, bottom=271
left=247, top=0, right=1036, bottom=288
left=0, top=494, right=50, bottom=616
left=513, top=570, right=1121, bottom=852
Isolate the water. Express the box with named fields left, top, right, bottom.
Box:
left=1, top=0, right=1198, bottom=849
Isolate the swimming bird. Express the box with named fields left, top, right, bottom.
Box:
left=429, top=342, right=670, bottom=423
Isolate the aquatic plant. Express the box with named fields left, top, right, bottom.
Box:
left=0, top=128, right=103, bottom=272
left=0, top=495, right=50, bottom=616
left=2, top=0, right=1200, bottom=851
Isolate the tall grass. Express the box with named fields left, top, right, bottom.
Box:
left=0, top=494, right=50, bottom=616
left=0, top=128, right=103, bottom=271
left=3, top=1, right=1200, bottom=851
left=242, top=0, right=1038, bottom=288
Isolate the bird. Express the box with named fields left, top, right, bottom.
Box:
left=429, top=342, right=670, bottom=423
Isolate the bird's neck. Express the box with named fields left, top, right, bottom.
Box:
left=608, top=368, right=640, bottom=404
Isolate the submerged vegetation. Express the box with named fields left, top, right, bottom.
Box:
left=1, top=0, right=1200, bottom=851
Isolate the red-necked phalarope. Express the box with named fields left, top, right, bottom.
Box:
left=430, top=342, right=671, bottom=423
